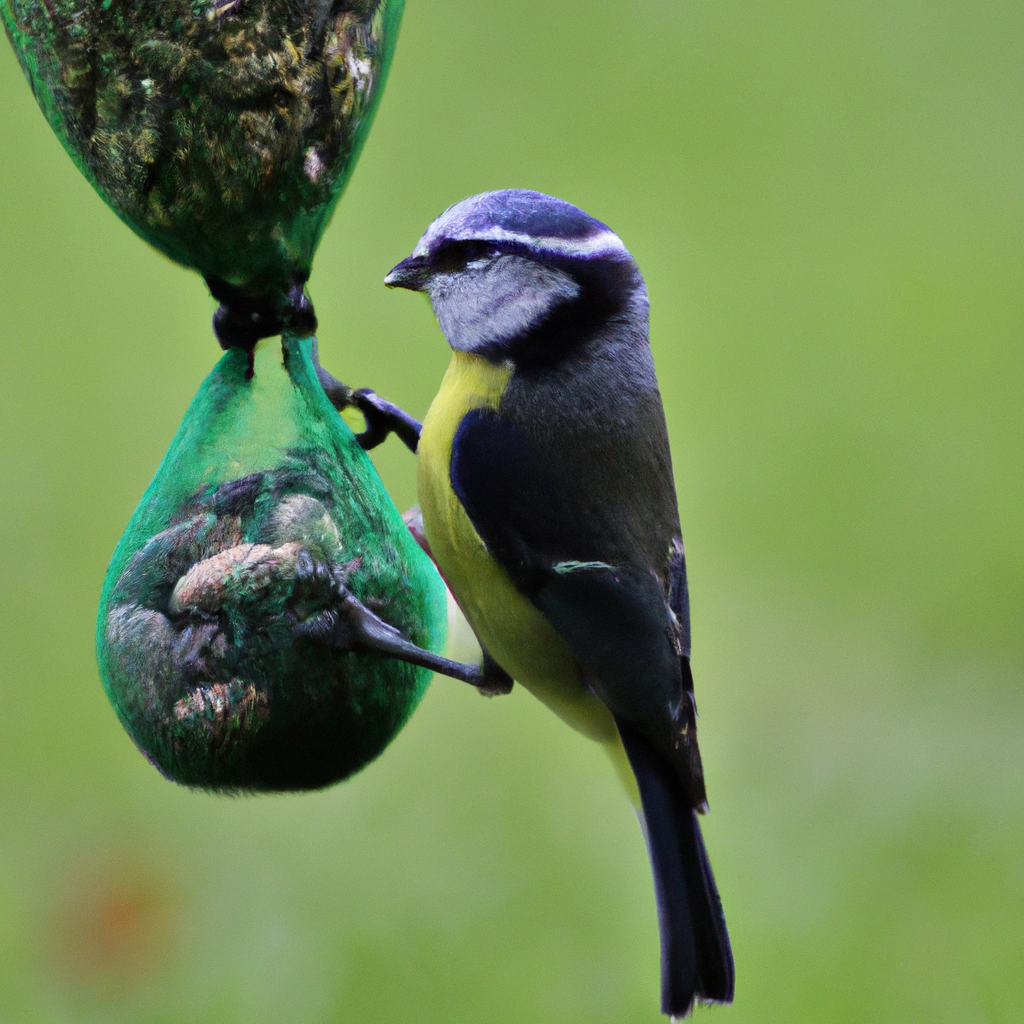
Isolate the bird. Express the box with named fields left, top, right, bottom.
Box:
left=384, top=189, right=734, bottom=1018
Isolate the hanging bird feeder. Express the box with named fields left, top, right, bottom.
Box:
left=4, top=0, right=450, bottom=790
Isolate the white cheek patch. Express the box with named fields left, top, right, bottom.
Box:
left=428, top=254, right=581, bottom=353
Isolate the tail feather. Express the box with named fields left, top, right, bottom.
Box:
left=617, top=720, right=734, bottom=1017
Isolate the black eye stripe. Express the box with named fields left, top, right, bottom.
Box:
left=432, top=239, right=498, bottom=271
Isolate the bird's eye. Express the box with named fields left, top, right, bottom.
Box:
left=432, top=240, right=496, bottom=273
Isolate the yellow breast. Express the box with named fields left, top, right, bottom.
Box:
left=418, top=352, right=636, bottom=795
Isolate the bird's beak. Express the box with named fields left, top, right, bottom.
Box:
left=384, top=254, right=431, bottom=291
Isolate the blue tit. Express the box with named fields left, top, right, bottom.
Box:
left=385, top=189, right=734, bottom=1018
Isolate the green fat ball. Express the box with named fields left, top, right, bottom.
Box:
left=97, top=333, right=447, bottom=791
left=2, top=0, right=404, bottom=309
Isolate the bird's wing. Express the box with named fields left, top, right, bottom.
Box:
left=450, top=406, right=706, bottom=807
left=451, top=405, right=733, bottom=1013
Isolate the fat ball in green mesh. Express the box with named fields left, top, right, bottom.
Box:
left=1, top=0, right=404, bottom=334
left=97, top=334, right=447, bottom=791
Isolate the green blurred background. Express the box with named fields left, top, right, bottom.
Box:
left=1, top=1, right=1022, bottom=1021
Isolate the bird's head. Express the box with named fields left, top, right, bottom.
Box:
left=385, top=190, right=647, bottom=365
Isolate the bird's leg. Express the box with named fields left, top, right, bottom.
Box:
left=398, top=510, right=512, bottom=695
left=311, top=358, right=355, bottom=412
left=312, top=354, right=421, bottom=454
left=349, top=388, right=422, bottom=453
left=304, top=358, right=501, bottom=687
left=293, top=561, right=499, bottom=688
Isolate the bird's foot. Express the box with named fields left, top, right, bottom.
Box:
left=292, top=567, right=500, bottom=689
left=349, top=388, right=422, bottom=453
left=312, top=354, right=421, bottom=453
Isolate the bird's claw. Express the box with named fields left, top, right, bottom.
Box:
left=349, top=388, right=422, bottom=453
left=291, top=574, right=506, bottom=689
left=312, top=356, right=421, bottom=453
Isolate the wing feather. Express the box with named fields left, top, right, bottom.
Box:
left=450, top=407, right=703, bottom=798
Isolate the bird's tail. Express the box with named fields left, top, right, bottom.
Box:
left=617, top=720, right=735, bottom=1018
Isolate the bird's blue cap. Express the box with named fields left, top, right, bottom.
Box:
left=385, top=190, right=633, bottom=288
